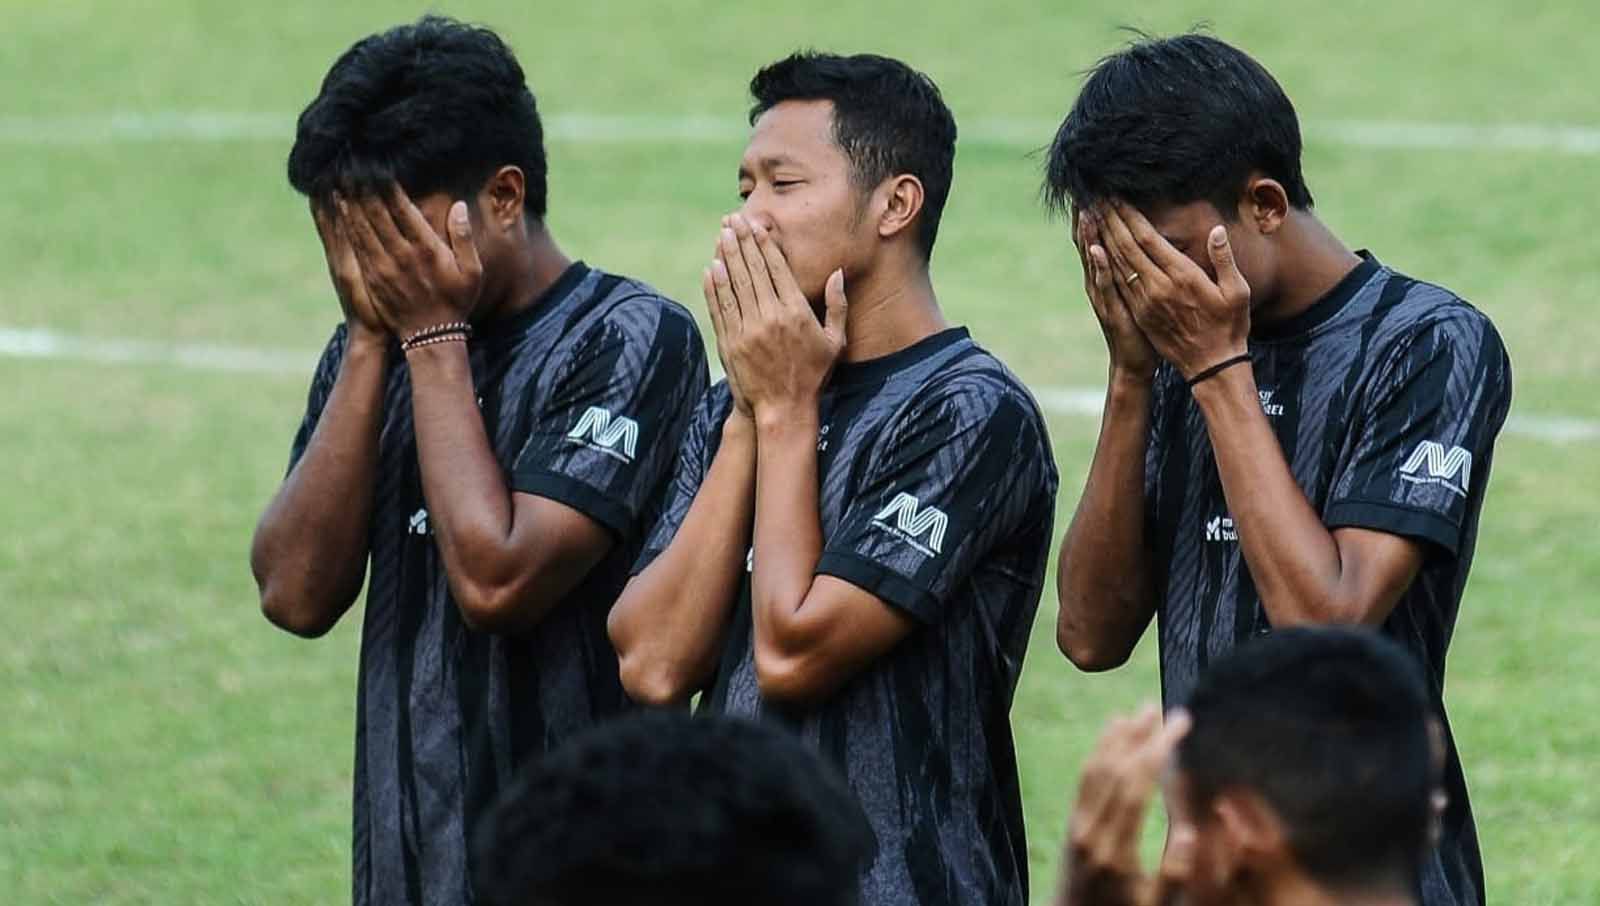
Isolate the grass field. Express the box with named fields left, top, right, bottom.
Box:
left=2, top=1, right=1597, bottom=902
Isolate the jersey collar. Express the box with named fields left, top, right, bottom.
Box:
left=828, top=326, right=971, bottom=389
left=482, top=260, right=591, bottom=342
left=1251, top=251, right=1380, bottom=342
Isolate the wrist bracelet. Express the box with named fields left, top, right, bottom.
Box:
left=400, top=321, right=473, bottom=349
left=1185, top=352, right=1253, bottom=388
left=401, top=331, right=470, bottom=353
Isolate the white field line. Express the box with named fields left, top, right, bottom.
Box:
left=1, top=112, right=1598, bottom=154
left=2, top=326, right=1593, bottom=444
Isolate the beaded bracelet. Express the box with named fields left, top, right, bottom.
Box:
left=400, top=321, right=473, bottom=349
left=401, top=331, right=470, bottom=353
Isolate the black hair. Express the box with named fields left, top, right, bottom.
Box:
left=287, top=15, right=547, bottom=219
left=472, top=712, right=876, bottom=906
left=1179, top=627, right=1435, bottom=894
left=749, top=51, right=957, bottom=260
left=1043, top=32, right=1313, bottom=218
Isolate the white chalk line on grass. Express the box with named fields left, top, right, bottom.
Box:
left=2, top=326, right=1594, bottom=444
left=1, top=112, right=1598, bottom=154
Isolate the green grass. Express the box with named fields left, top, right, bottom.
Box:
left=2, top=1, right=1597, bottom=902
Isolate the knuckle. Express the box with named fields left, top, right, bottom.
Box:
left=1068, top=826, right=1097, bottom=852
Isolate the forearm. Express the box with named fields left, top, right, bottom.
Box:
left=749, top=404, right=827, bottom=655
left=1191, top=367, right=1350, bottom=625
left=402, top=342, right=523, bottom=607
left=1055, top=370, right=1157, bottom=670
left=609, top=415, right=757, bottom=703
left=251, top=331, right=387, bottom=636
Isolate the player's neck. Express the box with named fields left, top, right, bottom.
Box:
left=483, top=223, right=574, bottom=323
left=1252, top=211, right=1364, bottom=331
left=839, top=260, right=948, bottom=364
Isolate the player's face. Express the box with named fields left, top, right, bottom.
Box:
left=1143, top=200, right=1271, bottom=311
left=737, top=100, right=873, bottom=307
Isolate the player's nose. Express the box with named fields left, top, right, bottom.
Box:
left=736, top=198, right=777, bottom=235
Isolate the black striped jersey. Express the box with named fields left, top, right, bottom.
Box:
left=637, top=327, right=1059, bottom=906
left=1145, top=253, right=1511, bottom=906
left=286, top=263, right=708, bottom=906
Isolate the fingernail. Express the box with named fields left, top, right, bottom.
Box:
left=721, top=227, right=736, bottom=242
left=1210, top=225, right=1228, bottom=246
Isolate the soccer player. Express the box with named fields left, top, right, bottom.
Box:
left=1057, top=628, right=1448, bottom=906
left=606, top=52, right=1060, bottom=906
left=249, top=17, right=706, bottom=906
left=1045, top=34, right=1510, bottom=906
left=472, top=712, right=877, bottom=906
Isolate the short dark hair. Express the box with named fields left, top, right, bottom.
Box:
left=473, top=712, right=876, bottom=906
left=1179, top=627, right=1435, bottom=893
left=1043, top=33, right=1313, bottom=218
left=287, top=15, right=548, bottom=219
left=749, top=51, right=957, bottom=260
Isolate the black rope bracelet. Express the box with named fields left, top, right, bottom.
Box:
left=1185, top=352, right=1253, bottom=388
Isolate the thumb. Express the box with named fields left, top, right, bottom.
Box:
left=448, top=201, right=482, bottom=283
left=1207, top=225, right=1249, bottom=305
left=823, top=268, right=848, bottom=348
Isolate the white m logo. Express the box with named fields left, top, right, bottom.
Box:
left=870, top=492, right=949, bottom=555
left=566, top=406, right=639, bottom=462
left=1398, top=441, right=1471, bottom=495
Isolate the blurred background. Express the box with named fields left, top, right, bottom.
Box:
left=2, top=1, right=1596, bottom=902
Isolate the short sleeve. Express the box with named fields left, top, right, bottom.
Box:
left=1324, top=310, right=1512, bottom=556
left=286, top=324, right=350, bottom=474
left=511, top=294, right=708, bottom=542
left=630, top=384, right=734, bottom=575
left=816, top=380, right=1058, bottom=624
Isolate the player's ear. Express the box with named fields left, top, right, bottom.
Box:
left=875, top=174, right=925, bottom=244
left=1242, top=175, right=1289, bottom=236
left=1212, top=788, right=1287, bottom=869
left=482, top=165, right=527, bottom=233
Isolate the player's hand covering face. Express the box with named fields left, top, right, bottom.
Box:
left=1073, top=206, right=1158, bottom=379
left=1092, top=201, right=1251, bottom=381
left=1057, top=705, right=1193, bottom=906
left=705, top=212, right=847, bottom=419
left=339, top=184, right=484, bottom=336
left=311, top=200, right=387, bottom=338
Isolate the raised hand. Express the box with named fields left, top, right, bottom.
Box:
left=1095, top=200, right=1250, bottom=381
left=711, top=213, right=846, bottom=421
left=703, top=219, right=755, bottom=419
left=1074, top=207, right=1158, bottom=380
left=311, top=200, right=385, bottom=341
left=1057, top=706, right=1193, bottom=906
left=340, top=185, right=483, bottom=338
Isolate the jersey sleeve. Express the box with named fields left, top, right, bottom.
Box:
left=630, top=384, right=733, bottom=575
left=286, top=323, right=350, bottom=474
left=815, top=379, right=1058, bottom=624
left=1323, top=309, right=1512, bottom=556
left=510, top=293, right=708, bottom=542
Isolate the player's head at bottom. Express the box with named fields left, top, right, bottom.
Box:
left=1166, top=626, right=1445, bottom=906
left=473, top=710, right=877, bottom=906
